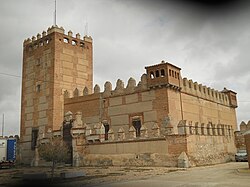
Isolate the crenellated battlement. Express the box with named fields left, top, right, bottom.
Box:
left=64, top=74, right=148, bottom=100
left=181, top=77, right=231, bottom=106
left=64, top=69, right=236, bottom=109
left=23, top=25, right=93, bottom=51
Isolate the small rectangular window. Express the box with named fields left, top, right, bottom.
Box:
left=31, top=129, right=38, bottom=150
left=36, top=84, right=41, bottom=92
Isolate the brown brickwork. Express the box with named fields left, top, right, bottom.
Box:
left=244, top=133, right=250, bottom=168
left=20, top=26, right=93, bottom=164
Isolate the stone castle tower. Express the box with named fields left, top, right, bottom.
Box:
left=20, top=25, right=93, bottom=164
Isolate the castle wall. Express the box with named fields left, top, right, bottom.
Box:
left=186, top=135, right=235, bottom=166
left=64, top=71, right=238, bottom=140
left=180, top=78, right=237, bottom=131
left=64, top=93, right=100, bottom=126
left=79, top=136, right=187, bottom=167
left=74, top=134, right=235, bottom=167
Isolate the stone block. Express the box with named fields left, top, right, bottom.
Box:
left=61, top=54, right=72, bottom=62
left=77, top=64, right=86, bottom=72
left=110, top=96, right=123, bottom=106
left=63, top=75, right=73, bottom=83
left=110, top=115, right=129, bottom=126
left=108, top=101, right=153, bottom=116
left=143, top=111, right=157, bottom=122
left=76, top=77, right=86, bottom=84
left=39, top=111, right=46, bottom=118
left=141, top=91, right=155, bottom=101
left=39, top=96, right=47, bottom=104
left=84, top=116, right=99, bottom=124
left=25, top=106, right=34, bottom=114
left=38, top=117, right=48, bottom=126
left=125, top=94, right=138, bottom=104
left=63, top=48, right=74, bottom=55
left=77, top=71, right=87, bottom=78
left=26, top=113, right=33, bottom=120
left=25, top=127, right=32, bottom=135
left=38, top=103, right=48, bottom=111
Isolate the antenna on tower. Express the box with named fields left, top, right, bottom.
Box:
left=84, top=22, right=88, bottom=36
left=54, top=0, right=57, bottom=26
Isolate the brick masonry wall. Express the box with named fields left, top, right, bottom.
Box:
left=20, top=27, right=93, bottom=165
left=244, top=134, right=250, bottom=168
left=187, top=135, right=236, bottom=166
left=75, top=136, right=188, bottom=167
left=75, top=134, right=235, bottom=167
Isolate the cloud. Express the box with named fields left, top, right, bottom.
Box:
left=0, top=0, right=250, bottom=135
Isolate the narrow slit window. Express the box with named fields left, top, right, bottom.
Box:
left=36, top=84, right=41, bottom=92
left=104, top=123, right=109, bottom=140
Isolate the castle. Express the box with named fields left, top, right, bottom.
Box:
left=20, top=26, right=238, bottom=167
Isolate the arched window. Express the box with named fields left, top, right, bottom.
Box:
left=39, top=41, right=44, bottom=47
left=155, top=70, right=160, bottom=77
left=45, top=38, right=50, bottom=44
left=33, top=43, right=38, bottom=49
left=63, top=38, right=69, bottom=43
left=80, top=42, right=84, bottom=47
left=160, top=69, right=165, bottom=77
left=132, top=118, right=141, bottom=137
left=150, top=71, right=155, bottom=79
left=72, top=40, right=77, bottom=46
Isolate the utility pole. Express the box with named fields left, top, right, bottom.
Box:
left=2, top=113, right=4, bottom=136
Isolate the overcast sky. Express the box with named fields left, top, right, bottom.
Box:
left=0, top=0, right=250, bottom=136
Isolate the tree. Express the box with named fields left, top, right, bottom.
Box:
left=38, top=137, right=70, bottom=180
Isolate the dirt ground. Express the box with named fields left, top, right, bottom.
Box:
left=0, top=162, right=249, bottom=187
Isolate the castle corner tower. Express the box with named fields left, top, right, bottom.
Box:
left=20, top=25, right=93, bottom=164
